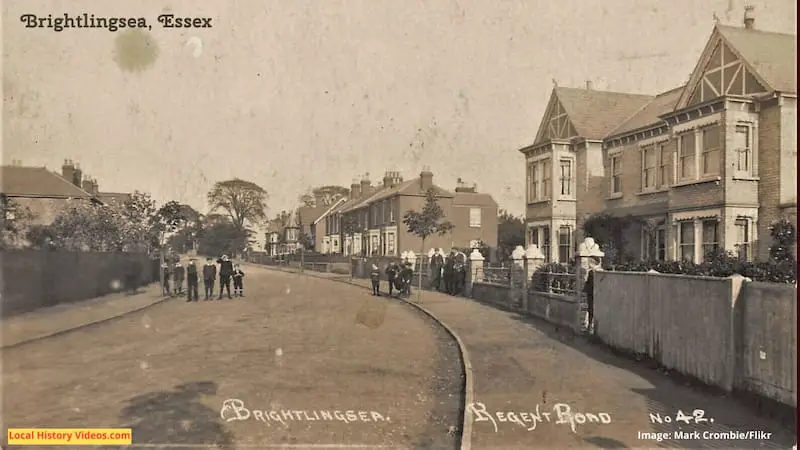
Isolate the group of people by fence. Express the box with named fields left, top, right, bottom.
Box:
left=429, top=249, right=467, bottom=295
left=160, top=254, right=245, bottom=301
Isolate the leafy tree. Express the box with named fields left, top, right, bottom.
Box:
left=197, top=218, right=248, bottom=257
left=0, top=195, right=36, bottom=249
left=298, top=185, right=350, bottom=207
left=117, top=191, right=157, bottom=252
left=298, top=232, right=314, bottom=251
left=207, top=178, right=268, bottom=231
left=402, top=188, right=455, bottom=299
left=769, top=219, right=796, bottom=262
left=582, top=213, right=642, bottom=264
left=32, top=201, right=124, bottom=251
left=497, top=209, right=525, bottom=260
left=151, top=201, right=202, bottom=250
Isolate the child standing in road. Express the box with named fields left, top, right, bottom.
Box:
left=202, top=257, right=217, bottom=300
left=161, top=262, right=171, bottom=296
left=186, top=258, right=199, bottom=302
left=369, top=264, right=381, bottom=296
left=173, top=261, right=185, bottom=297
left=232, top=264, right=245, bottom=297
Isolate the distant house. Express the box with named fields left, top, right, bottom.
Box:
left=323, top=168, right=499, bottom=256
left=296, top=200, right=329, bottom=252
left=0, top=159, right=132, bottom=226
left=315, top=197, right=347, bottom=253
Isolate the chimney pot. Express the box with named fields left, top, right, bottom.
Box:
left=744, top=5, right=755, bottom=28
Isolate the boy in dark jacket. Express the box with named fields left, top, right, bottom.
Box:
left=173, top=261, right=185, bottom=297
left=385, top=263, right=398, bottom=296
left=186, top=259, right=199, bottom=302
left=202, top=257, right=217, bottom=300
left=232, top=264, right=245, bottom=297
left=400, top=262, right=413, bottom=297
left=369, top=264, right=381, bottom=296
left=217, top=255, right=234, bottom=299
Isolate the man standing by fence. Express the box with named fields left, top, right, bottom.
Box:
left=583, top=257, right=602, bottom=333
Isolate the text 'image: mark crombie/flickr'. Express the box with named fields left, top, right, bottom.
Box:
left=2, top=0, right=796, bottom=449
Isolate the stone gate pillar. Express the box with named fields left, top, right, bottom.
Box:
left=509, top=245, right=526, bottom=309
left=575, top=237, right=605, bottom=332
left=522, top=244, right=545, bottom=312
left=466, top=249, right=484, bottom=298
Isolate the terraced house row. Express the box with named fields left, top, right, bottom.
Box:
left=519, top=13, right=796, bottom=264
left=316, top=168, right=498, bottom=256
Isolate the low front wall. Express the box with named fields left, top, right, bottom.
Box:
left=1, top=250, right=158, bottom=317
left=526, top=291, right=582, bottom=331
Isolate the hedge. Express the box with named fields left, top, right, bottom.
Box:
left=605, top=250, right=796, bottom=284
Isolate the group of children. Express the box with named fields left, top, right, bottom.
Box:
left=161, top=254, right=245, bottom=301
left=369, top=261, right=414, bottom=297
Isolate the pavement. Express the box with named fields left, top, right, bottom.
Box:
left=274, top=265, right=797, bottom=450
left=2, top=283, right=170, bottom=348
left=2, top=263, right=463, bottom=449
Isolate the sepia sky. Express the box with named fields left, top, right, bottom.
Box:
left=2, top=0, right=796, bottom=219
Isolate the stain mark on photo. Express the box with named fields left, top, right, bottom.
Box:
left=113, top=29, right=159, bottom=73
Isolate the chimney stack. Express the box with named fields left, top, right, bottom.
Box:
left=454, top=177, right=477, bottom=193
left=585, top=80, right=593, bottom=90
left=744, top=5, right=755, bottom=29
left=360, top=173, right=372, bottom=197
left=314, top=192, right=325, bottom=206
left=91, top=179, right=99, bottom=195
left=383, top=171, right=392, bottom=188
left=73, top=163, right=82, bottom=187
left=61, top=159, right=75, bottom=182
left=350, top=178, right=361, bottom=199
left=420, top=166, right=434, bottom=191
left=82, top=176, right=94, bottom=193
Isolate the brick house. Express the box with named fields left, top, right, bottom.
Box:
left=2, top=159, right=134, bottom=232
left=519, top=85, right=653, bottom=263
left=520, top=13, right=796, bottom=263
left=314, top=197, right=347, bottom=253
left=323, top=168, right=498, bottom=256
left=297, top=194, right=348, bottom=252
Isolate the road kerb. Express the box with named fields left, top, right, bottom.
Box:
left=255, top=264, right=474, bottom=450
left=2, top=294, right=173, bottom=350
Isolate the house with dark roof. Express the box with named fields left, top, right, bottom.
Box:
left=322, top=168, right=498, bottom=256
left=1, top=159, right=134, bottom=227
left=520, top=9, right=796, bottom=263
left=518, top=85, right=653, bottom=262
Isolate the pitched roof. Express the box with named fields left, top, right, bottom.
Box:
left=342, top=178, right=454, bottom=213
left=1, top=166, right=94, bottom=198
left=452, top=192, right=497, bottom=207
left=96, top=192, right=132, bottom=206
left=554, top=87, right=654, bottom=140
left=312, top=197, right=347, bottom=225
left=297, top=204, right=328, bottom=225
left=717, top=25, right=796, bottom=93
left=606, top=86, right=684, bottom=138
